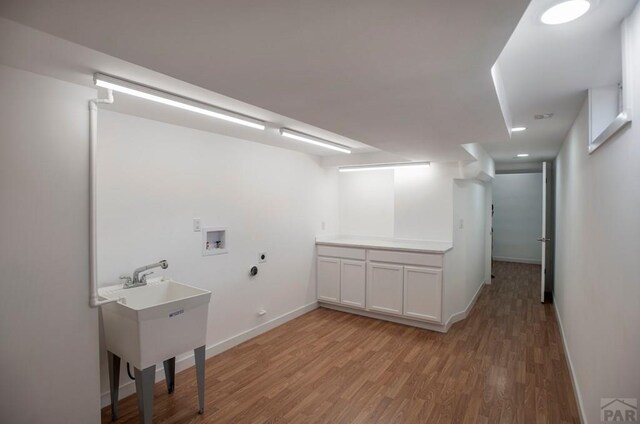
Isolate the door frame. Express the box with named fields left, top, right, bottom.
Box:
left=539, top=161, right=555, bottom=303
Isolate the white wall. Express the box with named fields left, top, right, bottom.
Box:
left=339, top=163, right=460, bottom=241
left=484, top=182, right=493, bottom=283
left=0, top=65, right=102, bottom=423
left=97, top=110, right=339, bottom=396
left=445, top=179, right=489, bottom=322
left=495, top=160, right=543, bottom=173
left=338, top=169, right=394, bottom=237
left=492, top=173, right=543, bottom=263
left=394, top=164, right=459, bottom=241
left=461, top=143, right=496, bottom=181
left=554, top=4, right=640, bottom=422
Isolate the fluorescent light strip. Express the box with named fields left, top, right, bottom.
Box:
left=516, top=153, right=530, bottom=158
left=94, top=73, right=266, bottom=130
left=279, top=128, right=351, bottom=154
left=339, top=161, right=430, bottom=172
left=511, top=127, right=527, bottom=132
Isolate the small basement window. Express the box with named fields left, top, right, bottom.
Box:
left=588, top=27, right=632, bottom=154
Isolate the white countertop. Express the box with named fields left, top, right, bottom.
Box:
left=315, top=236, right=453, bottom=253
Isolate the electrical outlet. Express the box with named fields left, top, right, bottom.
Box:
left=193, top=218, right=201, bottom=232
left=321, top=221, right=326, bottom=230
left=259, top=252, right=267, bottom=263
left=459, top=219, right=464, bottom=229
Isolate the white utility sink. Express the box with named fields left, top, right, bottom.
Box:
left=100, top=278, right=211, bottom=370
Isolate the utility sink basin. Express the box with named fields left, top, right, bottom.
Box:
left=100, top=278, right=211, bottom=370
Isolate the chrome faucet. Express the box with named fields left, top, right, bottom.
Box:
left=121, top=260, right=169, bottom=289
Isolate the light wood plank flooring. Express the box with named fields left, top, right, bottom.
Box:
left=101, top=261, right=580, bottom=423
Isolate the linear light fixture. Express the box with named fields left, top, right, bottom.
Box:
left=279, top=128, right=351, bottom=154
left=339, top=161, right=430, bottom=172
left=511, top=126, right=527, bottom=132
left=516, top=153, right=530, bottom=158
left=94, top=73, right=266, bottom=130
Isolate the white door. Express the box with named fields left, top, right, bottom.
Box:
left=403, top=266, right=442, bottom=323
left=317, top=257, right=340, bottom=303
left=340, top=260, right=366, bottom=308
left=538, top=162, right=553, bottom=303
left=367, top=262, right=403, bottom=315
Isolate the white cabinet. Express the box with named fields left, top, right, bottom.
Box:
left=403, top=266, right=442, bottom=322
left=340, top=260, right=366, bottom=308
left=316, top=244, right=446, bottom=329
left=366, top=262, right=404, bottom=316
left=317, top=257, right=340, bottom=303
left=317, top=257, right=366, bottom=307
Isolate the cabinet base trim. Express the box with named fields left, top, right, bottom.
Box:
left=320, top=279, right=486, bottom=334
left=443, top=279, right=487, bottom=331
left=319, top=303, right=448, bottom=333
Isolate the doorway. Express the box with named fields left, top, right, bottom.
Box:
left=492, top=164, right=554, bottom=302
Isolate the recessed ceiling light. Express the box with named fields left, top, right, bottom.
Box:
left=512, top=127, right=527, bottom=132
left=541, top=0, right=591, bottom=25
left=516, top=153, right=530, bottom=158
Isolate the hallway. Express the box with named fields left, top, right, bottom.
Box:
left=102, top=261, right=580, bottom=423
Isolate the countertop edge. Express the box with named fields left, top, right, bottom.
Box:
left=315, top=240, right=453, bottom=254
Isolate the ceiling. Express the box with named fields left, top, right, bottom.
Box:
left=0, top=16, right=375, bottom=157
left=0, top=0, right=529, bottom=162
left=485, top=0, right=638, bottom=163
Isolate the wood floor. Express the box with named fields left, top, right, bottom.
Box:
left=101, top=261, right=580, bottom=423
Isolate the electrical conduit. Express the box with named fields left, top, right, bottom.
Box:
left=89, top=89, right=118, bottom=308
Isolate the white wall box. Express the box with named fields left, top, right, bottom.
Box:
left=202, top=227, right=228, bottom=256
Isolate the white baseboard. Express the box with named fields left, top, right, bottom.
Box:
left=100, top=301, right=319, bottom=408
left=552, top=295, right=586, bottom=424
left=319, top=303, right=448, bottom=333
left=321, top=279, right=487, bottom=334
left=444, top=278, right=487, bottom=331
left=492, top=256, right=541, bottom=265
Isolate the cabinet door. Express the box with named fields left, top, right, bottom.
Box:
left=367, top=262, right=403, bottom=315
left=403, top=266, right=442, bottom=322
left=317, top=257, right=340, bottom=303
left=340, top=260, right=366, bottom=308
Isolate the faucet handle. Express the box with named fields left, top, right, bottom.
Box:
left=119, top=275, right=132, bottom=285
